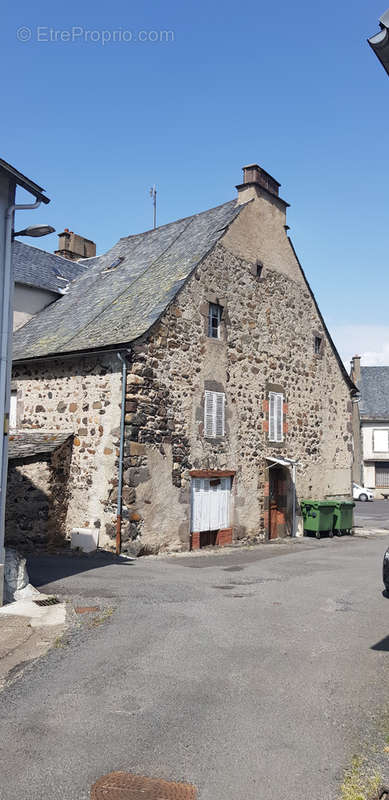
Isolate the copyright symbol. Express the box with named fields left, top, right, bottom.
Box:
left=17, top=26, right=32, bottom=42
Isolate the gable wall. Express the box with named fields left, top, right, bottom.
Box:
left=13, top=284, right=59, bottom=331
left=121, top=221, right=352, bottom=554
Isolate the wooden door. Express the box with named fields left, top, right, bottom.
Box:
left=269, top=467, right=286, bottom=540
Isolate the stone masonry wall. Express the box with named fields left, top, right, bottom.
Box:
left=10, top=354, right=122, bottom=550
left=121, top=229, right=352, bottom=553
left=5, top=439, right=73, bottom=551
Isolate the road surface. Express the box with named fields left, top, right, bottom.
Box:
left=354, top=498, right=389, bottom=530
left=1, top=533, right=389, bottom=800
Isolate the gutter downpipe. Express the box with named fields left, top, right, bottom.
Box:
left=116, top=352, right=127, bottom=555
left=0, top=199, right=41, bottom=604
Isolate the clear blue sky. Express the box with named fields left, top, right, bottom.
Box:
left=1, top=0, right=388, bottom=365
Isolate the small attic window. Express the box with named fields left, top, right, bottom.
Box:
left=314, top=336, right=322, bottom=355
left=53, top=267, right=68, bottom=282
left=106, top=256, right=124, bottom=272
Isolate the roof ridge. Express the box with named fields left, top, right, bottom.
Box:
left=119, top=198, right=236, bottom=241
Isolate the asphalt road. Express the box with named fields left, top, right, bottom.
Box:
left=1, top=534, right=389, bottom=800
left=354, top=498, right=389, bottom=530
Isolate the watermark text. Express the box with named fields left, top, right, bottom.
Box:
left=16, top=26, right=175, bottom=45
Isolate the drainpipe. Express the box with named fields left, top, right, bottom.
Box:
left=116, top=352, right=127, bottom=555
left=0, top=199, right=41, bottom=604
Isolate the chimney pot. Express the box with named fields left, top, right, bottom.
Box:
left=55, top=230, right=96, bottom=261
left=241, top=163, right=280, bottom=197
left=350, top=355, right=361, bottom=387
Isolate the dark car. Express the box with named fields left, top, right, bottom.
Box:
left=383, top=547, right=389, bottom=593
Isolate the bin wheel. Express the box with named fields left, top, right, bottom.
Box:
left=329, top=530, right=334, bottom=538
left=335, top=530, right=342, bottom=537
left=316, top=531, right=321, bottom=539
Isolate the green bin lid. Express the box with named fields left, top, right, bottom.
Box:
left=300, top=499, right=337, bottom=508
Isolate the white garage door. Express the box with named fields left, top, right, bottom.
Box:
left=191, top=477, right=231, bottom=532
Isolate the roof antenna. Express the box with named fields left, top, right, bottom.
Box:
left=149, top=185, right=157, bottom=229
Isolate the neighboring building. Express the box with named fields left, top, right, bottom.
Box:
left=12, top=239, right=91, bottom=331
left=7, top=163, right=356, bottom=554
left=351, top=356, right=389, bottom=496
left=368, top=9, right=389, bottom=76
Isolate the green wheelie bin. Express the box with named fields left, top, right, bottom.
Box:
left=332, top=500, right=355, bottom=536
left=300, top=500, right=337, bottom=539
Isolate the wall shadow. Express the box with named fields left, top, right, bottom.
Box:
left=27, top=551, right=135, bottom=588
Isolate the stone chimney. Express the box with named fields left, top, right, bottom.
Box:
left=350, top=355, right=361, bottom=387
left=55, top=229, right=96, bottom=261
left=236, top=164, right=287, bottom=206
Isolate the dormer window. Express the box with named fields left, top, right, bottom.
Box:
left=208, top=303, right=222, bottom=339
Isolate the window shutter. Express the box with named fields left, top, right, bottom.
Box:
left=269, top=393, right=276, bottom=441
left=276, top=393, right=283, bottom=442
left=9, top=391, right=17, bottom=429
left=204, top=391, right=225, bottom=437
left=215, top=392, right=225, bottom=437
left=269, top=391, right=284, bottom=442
left=204, top=391, right=215, bottom=437
left=373, top=429, right=389, bottom=453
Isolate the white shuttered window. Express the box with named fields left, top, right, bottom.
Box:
left=269, top=391, right=284, bottom=442
left=373, top=429, right=389, bottom=453
left=204, top=391, right=225, bottom=437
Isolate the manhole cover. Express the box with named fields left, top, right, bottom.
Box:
left=91, top=772, right=196, bottom=799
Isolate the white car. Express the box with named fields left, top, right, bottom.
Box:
left=352, top=482, right=374, bottom=502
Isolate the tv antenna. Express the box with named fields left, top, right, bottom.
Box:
left=150, top=185, right=157, bottom=229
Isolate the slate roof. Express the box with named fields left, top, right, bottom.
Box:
left=13, top=240, right=88, bottom=294
left=8, top=431, right=73, bottom=460
left=359, top=367, right=389, bottom=418
left=12, top=200, right=242, bottom=361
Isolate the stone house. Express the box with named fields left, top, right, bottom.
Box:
left=350, top=356, right=389, bottom=496
left=7, top=163, right=356, bottom=554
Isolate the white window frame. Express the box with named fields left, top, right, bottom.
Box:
left=9, top=390, right=17, bottom=430
left=204, top=390, right=225, bottom=438
left=373, top=429, right=389, bottom=453
left=208, top=303, right=222, bottom=339
left=269, top=391, right=284, bottom=443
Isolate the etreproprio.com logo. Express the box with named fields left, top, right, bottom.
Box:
left=16, top=26, right=175, bottom=44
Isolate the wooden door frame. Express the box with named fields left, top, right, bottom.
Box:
left=264, top=463, right=289, bottom=540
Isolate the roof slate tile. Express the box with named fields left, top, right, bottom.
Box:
left=13, top=199, right=242, bottom=360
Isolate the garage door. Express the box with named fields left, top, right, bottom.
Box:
left=191, top=477, right=231, bottom=532
left=376, top=462, right=389, bottom=488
